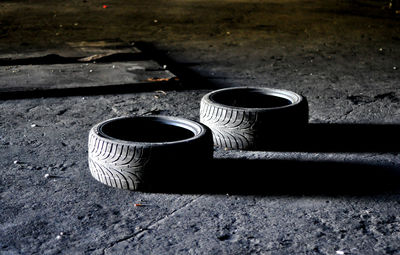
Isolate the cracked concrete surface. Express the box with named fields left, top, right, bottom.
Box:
left=1, top=0, right=400, bottom=254
left=1, top=92, right=400, bottom=254
left=103, top=195, right=203, bottom=254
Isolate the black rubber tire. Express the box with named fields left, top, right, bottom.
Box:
left=88, top=116, right=213, bottom=191
left=200, top=87, right=309, bottom=150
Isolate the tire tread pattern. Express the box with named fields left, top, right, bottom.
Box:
left=88, top=130, right=150, bottom=190
left=200, top=100, right=257, bottom=149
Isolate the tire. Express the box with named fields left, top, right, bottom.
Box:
left=200, top=87, right=308, bottom=150
left=88, top=116, right=213, bottom=191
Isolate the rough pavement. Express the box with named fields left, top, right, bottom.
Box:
left=1, top=0, right=400, bottom=254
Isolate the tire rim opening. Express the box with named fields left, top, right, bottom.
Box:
left=211, top=89, right=293, bottom=108
left=100, top=118, right=196, bottom=143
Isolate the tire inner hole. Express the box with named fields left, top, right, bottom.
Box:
left=100, top=118, right=195, bottom=142
left=212, top=90, right=292, bottom=108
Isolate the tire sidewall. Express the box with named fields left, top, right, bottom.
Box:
left=200, top=87, right=309, bottom=150
left=88, top=116, right=213, bottom=190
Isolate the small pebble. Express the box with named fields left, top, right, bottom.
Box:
left=31, top=124, right=37, bottom=128
left=56, top=235, right=62, bottom=240
left=163, top=65, right=167, bottom=69
left=393, top=66, right=397, bottom=70
left=153, top=19, right=158, bottom=23
left=89, top=69, right=93, bottom=73
left=336, top=251, right=345, bottom=255
left=13, top=160, right=19, bottom=164
left=44, top=174, right=50, bottom=179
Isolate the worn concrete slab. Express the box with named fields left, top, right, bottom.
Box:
left=0, top=41, right=179, bottom=99
left=1, top=0, right=400, bottom=254
left=1, top=90, right=400, bottom=254
left=0, top=41, right=140, bottom=61
left=0, top=61, right=175, bottom=93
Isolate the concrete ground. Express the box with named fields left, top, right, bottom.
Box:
left=1, top=0, right=400, bottom=254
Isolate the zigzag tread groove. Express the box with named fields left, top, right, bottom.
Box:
left=200, top=100, right=256, bottom=149
left=88, top=134, right=150, bottom=190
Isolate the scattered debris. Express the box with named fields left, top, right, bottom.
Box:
left=147, top=77, right=169, bottom=82
left=55, top=232, right=64, bottom=240
left=155, top=90, right=167, bottom=95
left=44, top=173, right=63, bottom=179
left=141, top=108, right=165, bottom=116
left=127, top=65, right=146, bottom=71
left=147, top=77, right=178, bottom=82
left=78, top=53, right=115, bottom=62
